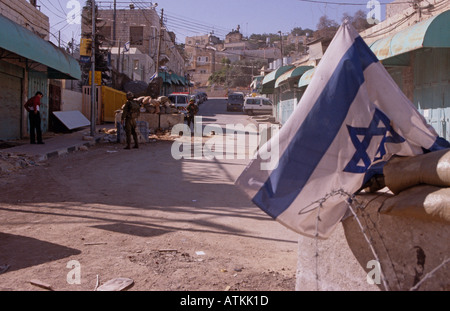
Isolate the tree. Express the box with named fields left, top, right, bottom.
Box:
left=291, top=27, right=314, bottom=37
left=314, top=15, right=339, bottom=40
left=81, top=1, right=110, bottom=86
left=317, top=15, right=339, bottom=30
left=209, top=58, right=266, bottom=88
left=208, top=58, right=230, bottom=85
left=342, top=10, right=372, bottom=31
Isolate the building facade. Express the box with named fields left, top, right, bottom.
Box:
left=0, top=0, right=80, bottom=140
left=82, top=7, right=185, bottom=83
left=265, top=0, right=449, bottom=140
left=185, top=29, right=281, bottom=87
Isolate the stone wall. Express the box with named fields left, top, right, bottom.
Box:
left=82, top=8, right=185, bottom=76
left=0, top=0, right=49, bottom=40
left=361, top=0, right=449, bottom=45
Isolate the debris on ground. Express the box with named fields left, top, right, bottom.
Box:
left=96, top=278, right=134, bottom=291
left=0, top=153, right=41, bottom=175
left=30, top=279, right=54, bottom=291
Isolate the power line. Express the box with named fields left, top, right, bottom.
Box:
left=296, top=0, right=412, bottom=5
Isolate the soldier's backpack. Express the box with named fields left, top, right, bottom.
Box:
left=130, top=100, right=141, bottom=118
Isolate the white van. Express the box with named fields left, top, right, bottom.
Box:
left=243, top=97, right=273, bottom=115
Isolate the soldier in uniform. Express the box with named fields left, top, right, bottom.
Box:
left=186, top=98, right=199, bottom=131
left=121, top=92, right=139, bottom=150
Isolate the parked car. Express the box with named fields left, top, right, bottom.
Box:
left=196, top=92, right=208, bottom=103
left=191, top=93, right=203, bottom=105
left=243, top=96, right=273, bottom=115
left=168, top=93, right=191, bottom=115
left=226, top=92, right=245, bottom=112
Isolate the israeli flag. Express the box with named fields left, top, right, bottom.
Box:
left=236, top=22, right=449, bottom=239
left=124, top=41, right=131, bottom=52
left=149, top=72, right=157, bottom=83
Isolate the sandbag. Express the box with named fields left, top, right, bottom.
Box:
left=384, top=149, right=450, bottom=194
left=144, top=104, right=156, bottom=114
left=136, top=96, right=146, bottom=103
left=142, top=96, right=152, bottom=105
left=380, top=185, right=450, bottom=223
left=158, top=96, right=170, bottom=107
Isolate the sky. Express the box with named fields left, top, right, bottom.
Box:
left=37, top=0, right=387, bottom=48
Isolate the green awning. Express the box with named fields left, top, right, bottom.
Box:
left=275, top=65, right=314, bottom=88
left=171, top=73, right=185, bottom=86
left=159, top=72, right=172, bottom=84
left=0, top=14, right=81, bottom=80
left=369, top=10, right=450, bottom=62
left=298, top=68, right=316, bottom=88
left=261, top=65, right=294, bottom=94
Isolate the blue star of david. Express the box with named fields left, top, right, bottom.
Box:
left=344, top=108, right=405, bottom=174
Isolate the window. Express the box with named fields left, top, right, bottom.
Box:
left=133, top=60, right=139, bottom=70
left=197, top=56, right=209, bottom=63
left=130, top=26, right=144, bottom=45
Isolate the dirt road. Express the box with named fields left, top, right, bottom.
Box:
left=0, top=101, right=299, bottom=291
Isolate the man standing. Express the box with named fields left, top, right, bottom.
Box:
left=186, top=98, right=199, bottom=131
left=121, top=92, right=139, bottom=150
left=24, top=91, right=44, bottom=144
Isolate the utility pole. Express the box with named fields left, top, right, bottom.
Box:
left=278, top=31, right=283, bottom=66
left=71, top=37, right=74, bottom=91
left=90, top=0, right=96, bottom=137
left=118, top=39, right=121, bottom=73
left=156, top=8, right=164, bottom=78
left=113, top=0, right=117, bottom=44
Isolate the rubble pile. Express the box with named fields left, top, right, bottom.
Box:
left=0, top=152, right=40, bottom=175
left=136, top=96, right=180, bottom=115
left=100, top=128, right=119, bottom=143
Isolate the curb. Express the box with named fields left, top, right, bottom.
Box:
left=34, top=136, right=103, bottom=162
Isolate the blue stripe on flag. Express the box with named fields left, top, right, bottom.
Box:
left=252, top=37, right=378, bottom=219
left=426, top=137, right=450, bottom=152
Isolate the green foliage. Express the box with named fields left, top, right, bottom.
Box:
left=209, top=58, right=265, bottom=88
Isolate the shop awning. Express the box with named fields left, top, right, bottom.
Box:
left=261, top=65, right=294, bottom=94
left=172, top=73, right=186, bottom=86
left=250, top=75, right=264, bottom=89
left=0, top=14, right=81, bottom=80
left=159, top=71, right=172, bottom=84
left=298, top=67, right=316, bottom=88
left=369, top=10, right=450, bottom=62
left=275, top=65, right=314, bottom=88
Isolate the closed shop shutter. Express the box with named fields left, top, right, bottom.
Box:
left=415, top=48, right=450, bottom=139
left=0, top=71, right=22, bottom=140
left=28, top=71, right=49, bottom=133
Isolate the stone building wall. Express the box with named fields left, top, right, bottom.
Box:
left=0, top=0, right=49, bottom=40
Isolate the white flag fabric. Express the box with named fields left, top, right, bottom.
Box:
left=124, top=41, right=131, bottom=52
left=236, top=22, right=450, bottom=239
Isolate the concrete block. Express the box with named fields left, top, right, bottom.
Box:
left=296, top=192, right=450, bottom=291
left=137, top=113, right=160, bottom=130
left=160, top=114, right=185, bottom=130
left=117, top=121, right=149, bottom=144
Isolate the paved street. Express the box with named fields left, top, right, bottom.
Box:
left=0, top=98, right=299, bottom=291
